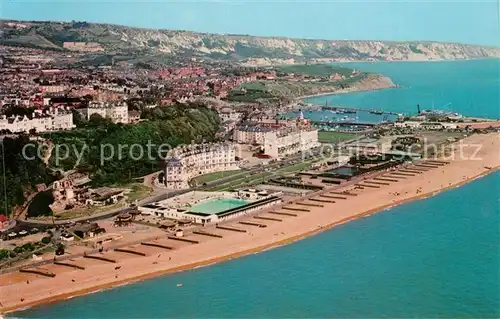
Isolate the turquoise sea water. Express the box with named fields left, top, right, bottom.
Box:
left=306, top=59, right=500, bottom=119
left=11, top=60, right=500, bottom=318
left=14, top=172, right=500, bottom=318
left=189, top=198, right=249, bottom=214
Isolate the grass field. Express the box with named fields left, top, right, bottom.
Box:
left=277, top=64, right=354, bottom=77
left=192, top=170, right=242, bottom=185
left=318, top=131, right=359, bottom=143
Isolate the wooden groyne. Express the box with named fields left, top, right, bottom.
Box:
left=254, top=216, right=283, bottom=222
left=374, top=177, right=399, bottom=182
left=426, top=160, right=449, bottom=165
left=239, top=221, right=267, bottom=228
left=141, top=242, right=174, bottom=250
left=356, top=183, right=380, bottom=188
left=269, top=211, right=298, bottom=217
left=296, top=202, right=324, bottom=207
left=330, top=191, right=357, bottom=196
left=409, top=167, right=431, bottom=172
left=19, top=268, right=56, bottom=278
left=390, top=172, right=415, bottom=177
left=322, top=194, right=346, bottom=200
left=309, top=198, right=335, bottom=203
left=415, top=163, right=440, bottom=169
left=282, top=207, right=310, bottom=212
left=114, top=248, right=147, bottom=257
left=385, top=174, right=406, bottom=179
left=399, top=169, right=422, bottom=174
left=83, top=255, right=117, bottom=263
left=216, top=225, right=247, bottom=233
left=168, top=236, right=199, bottom=244
left=363, top=180, right=390, bottom=186
left=53, top=261, right=85, bottom=270
left=193, top=230, right=223, bottom=238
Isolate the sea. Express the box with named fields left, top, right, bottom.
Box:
left=10, top=59, right=500, bottom=318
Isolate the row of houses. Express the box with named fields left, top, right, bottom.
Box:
left=0, top=110, right=74, bottom=133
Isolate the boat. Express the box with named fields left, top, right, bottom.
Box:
left=337, top=108, right=356, bottom=114
left=370, top=110, right=384, bottom=115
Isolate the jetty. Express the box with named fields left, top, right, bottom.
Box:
left=320, top=105, right=400, bottom=116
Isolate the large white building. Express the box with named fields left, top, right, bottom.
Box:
left=138, top=190, right=282, bottom=225
left=164, top=142, right=239, bottom=189
left=78, top=102, right=129, bottom=124
left=393, top=121, right=458, bottom=130
left=234, top=112, right=320, bottom=158
left=0, top=110, right=74, bottom=133
left=233, top=125, right=272, bottom=145
left=264, top=126, right=320, bottom=158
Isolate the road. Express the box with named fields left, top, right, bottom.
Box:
left=20, top=149, right=327, bottom=227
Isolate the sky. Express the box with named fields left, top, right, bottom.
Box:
left=1, top=0, right=499, bottom=46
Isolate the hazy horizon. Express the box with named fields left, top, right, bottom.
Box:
left=3, top=1, right=499, bottom=47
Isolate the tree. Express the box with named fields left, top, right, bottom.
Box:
left=88, top=113, right=111, bottom=127
left=72, top=110, right=86, bottom=128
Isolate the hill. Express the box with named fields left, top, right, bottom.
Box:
left=1, top=20, right=499, bottom=64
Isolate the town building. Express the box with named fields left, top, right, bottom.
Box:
left=394, top=121, right=458, bottom=130
left=234, top=111, right=320, bottom=158
left=138, top=190, right=282, bottom=225
left=264, top=126, right=320, bottom=158
left=164, top=142, right=239, bottom=189
left=0, top=110, right=75, bottom=133
left=78, top=102, right=129, bottom=124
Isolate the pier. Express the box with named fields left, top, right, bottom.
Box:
left=321, top=106, right=400, bottom=116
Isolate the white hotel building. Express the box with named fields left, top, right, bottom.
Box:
left=0, top=110, right=75, bottom=133
left=77, top=102, right=129, bottom=124
left=164, top=142, right=239, bottom=189
left=264, top=126, right=320, bottom=158
left=233, top=112, right=320, bottom=158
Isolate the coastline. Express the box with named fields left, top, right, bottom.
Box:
left=293, top=74, right=397, bottom=102
left=1, top=133, right=499, bottom=315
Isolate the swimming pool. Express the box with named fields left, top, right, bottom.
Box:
left=189, top=198, right=249, bottom=215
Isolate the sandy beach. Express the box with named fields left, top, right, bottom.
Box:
left=1, top=132, right=499, bottom=314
